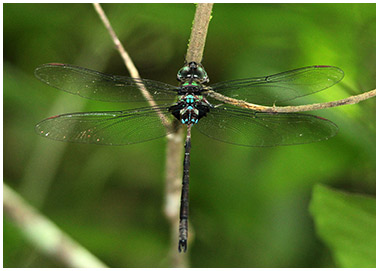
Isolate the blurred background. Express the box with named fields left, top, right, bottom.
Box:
left=4, top=3, right=375, bottom=268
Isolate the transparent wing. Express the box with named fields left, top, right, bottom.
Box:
left=208, top=66, right=344, bottom=106
left=35, top=63, right=178, bottom=102
left=35, top=106, right=176, bottom=145
left=195, top=105, right=338, bottom=147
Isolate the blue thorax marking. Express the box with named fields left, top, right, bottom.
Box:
left=185, top=95, right=195, bottom=104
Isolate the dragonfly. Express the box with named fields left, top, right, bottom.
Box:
left=35, top=62, right=344, bottom=252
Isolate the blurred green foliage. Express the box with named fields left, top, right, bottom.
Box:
left=310, top=184, right=375, bottom=268
left=4, top=3, right=375, bottom=268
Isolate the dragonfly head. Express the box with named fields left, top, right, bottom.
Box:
left=177, top=62, right=209, bottom=84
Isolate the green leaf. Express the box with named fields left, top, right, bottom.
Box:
left=309, top=184, right=375, bottom=268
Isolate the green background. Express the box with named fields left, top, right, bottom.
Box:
left=4, top=3, right=375, bottom=268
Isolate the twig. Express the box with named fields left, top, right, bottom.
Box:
left=163, top=3, right=215, bottom=265
left=93, top=3, right=170, bottom=128
left=93, top=3, right=187, bottom=267
left=208, top=89, right=376, bottom=112
left=164, top=130, right=187, bottom=267
left=3, top=184, right=108, bottom=268
left=163, top=3, right=214, bottom=266
left=93, top=4, right=138, bottom=78
left=186, top=3, right=213, bottom=63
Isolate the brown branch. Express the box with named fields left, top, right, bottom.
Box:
left=164, top=3, right=213, bottom=266
left=93, top=3, right=170, bottom=128
left=186, top=3, right=213, bottom=63
left=164, top=130, right=187, bottom=267
left=4, top=184, right=107, bottom=268
left=93, top=4, right=138, bottom=79
left=93, top=3, right=186, bottom=267
left=208, top=89, right=376, bottom=112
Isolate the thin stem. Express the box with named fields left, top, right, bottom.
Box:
left=4, top=184, right=108, bottom=268
left=164, top=3, right=214, bottom=266
left=93, top=4, right=138, bottom=78
left=208, top=89, right=376, bottom=113
left=186, top=3, right=213, bottom=63
left=93, top=3, right=170, bottom=128
left=164, top=129, right=187, bottom=267
left=93, top=3, right=186, bottom=267
left=167, top=3, right=216, bottom=262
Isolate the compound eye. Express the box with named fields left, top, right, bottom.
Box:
left=177, top=66, right=191, bottom=81
left=194, top=67, right=208, bottom=83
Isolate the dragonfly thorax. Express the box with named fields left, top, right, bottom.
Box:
left=168, top=94, right=210, bottom=125
left=177, top=81, right=204, bottom=95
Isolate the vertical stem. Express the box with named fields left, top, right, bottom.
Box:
left=93, top=3, right=184, bottom=265
left=164, top=127, right=188, bottom=267
left=164, top=3, right=213, bottom=265
left=186, top=3, right=214, bottom=63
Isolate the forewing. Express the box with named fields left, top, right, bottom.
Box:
left=208, top=66, right=344, bottom=106
left=195, top=106, right=338, bottom=147
left=35, top=106, right=175, bottom=145
left=35, top=63, right=178, bottom=102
